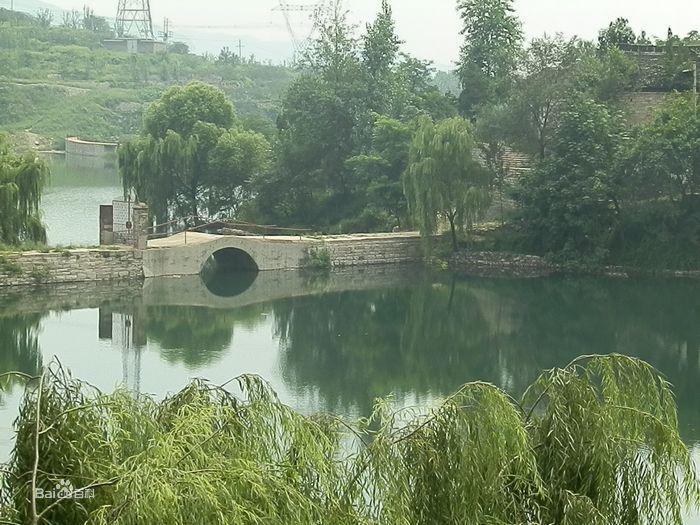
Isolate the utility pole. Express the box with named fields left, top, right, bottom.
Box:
left=161, top=17, right=172, bottom=42
left=238, top=39, right=243, bottom=61
left=694, top=61, right=698, bottom=113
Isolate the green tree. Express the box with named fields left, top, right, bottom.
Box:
left=515, top=96, right=623, bottom=260
left=81, top=7, right=110, bottom=34
left=598, top=17, right=637, bottom=50
left=514, top=35, right=583, bottom=159
left=361, top=0, right=401, bottom=117
left=208, top=129, right=271, bottom=216
left=143, top=82, right=235, bottom=139
left=272, top=74, right=358, bottom=226
left=261, top=1, right=455, bottom=230
left=578, top=45, right=639, bottom=101
left=120, top=83, right=269, bottom=222
left=2, top=356, right=698, bottom=524
left=404, top=117, right=492, bottom=251
left=35, top=9, right=53, bottom=28
left=300, top=2, right=360, bottom=92
left=456, top=0, right=523, bottom=115
left=622, top=93, right=699, bottom=202
left=345, top=116, right=413, bottom=230
left=475, top=103, right=513, bottom=224
left=0, top=136, right=48, bottom=246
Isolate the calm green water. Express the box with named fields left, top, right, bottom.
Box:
left=0, top=268, right=699, bottom=521
left=41, top=153, right=121, bottom=246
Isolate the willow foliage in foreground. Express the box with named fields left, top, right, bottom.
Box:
left=1, top=355, right=698, bottom=524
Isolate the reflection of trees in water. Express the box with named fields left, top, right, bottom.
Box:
left=483, top=277, right=700, bottom=441
left=144, top=305, right=267, bottom=369
left=0, top=313, right=44, bottom=402
left=273, top=279, right=506, bottom=414
left=274, top=276, right=700, bottom=440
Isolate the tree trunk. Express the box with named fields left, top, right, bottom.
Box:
left=449, top=215, right=458, bottom=252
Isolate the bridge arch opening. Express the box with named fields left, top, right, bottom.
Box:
left=200, top=247, right=259, bottom=298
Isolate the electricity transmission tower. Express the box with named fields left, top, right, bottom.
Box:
left=116, top=0, right=155, bottom=40
left=273, top=2, right=324, bottom=54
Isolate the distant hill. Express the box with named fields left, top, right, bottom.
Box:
left=5, top=0, right=65, bottom=16
left=0, top=11, right=296, bottom=149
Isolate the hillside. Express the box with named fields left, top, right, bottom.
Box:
left=0, top=8, right=296, bottom=150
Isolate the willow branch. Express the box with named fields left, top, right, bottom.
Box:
left=36, top=478, right=120, bottom=520
left=30, top=369, right=46, bottom=525
left=523, top=354, right=604, bottom=423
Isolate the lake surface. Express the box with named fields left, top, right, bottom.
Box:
left=0, top=268, right=699, bottom=522
left=41, top=153, right=121, bottom=247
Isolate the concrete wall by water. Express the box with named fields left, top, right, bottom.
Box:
left=65, top=137, right=118, bottom=158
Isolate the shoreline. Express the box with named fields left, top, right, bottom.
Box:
left=449, top=250, right=700, bottom=280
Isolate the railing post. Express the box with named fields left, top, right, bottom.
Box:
left=132, top=204, right=149, bottom=250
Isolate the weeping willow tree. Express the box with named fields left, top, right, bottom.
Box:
left=0, top=136, right=48, bottom=246
left=118, top=131, right=200, bottom=223
left=1, top=355, right=698, bottom=524
left=404, top=116, right=492, bottom=252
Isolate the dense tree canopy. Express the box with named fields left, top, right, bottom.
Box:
left=515, top=96, right=623, bottom=260
left=598, top=17, right=637, bottom=50
left=0, top=136, right=48, bottom=246
left=253, top=2, right=456, bottom=231
left=143, top=82, right=236, bottom=139
left=623, top=94, right=700, bottom=202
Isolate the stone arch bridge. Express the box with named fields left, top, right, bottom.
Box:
left=142, top=231, right=423, bottom=278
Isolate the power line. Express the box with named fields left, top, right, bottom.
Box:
left=273, top=1, right=323, bottom=54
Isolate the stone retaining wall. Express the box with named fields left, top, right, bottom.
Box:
left=0, top=249, right=143, bottom=288
left=324, top=235, right=424, bottom=268
left=450, top=250, right=700, bottom=280
left=622, top=92, right=668, bottom=125
left=450, top=251, right=559, bottom=278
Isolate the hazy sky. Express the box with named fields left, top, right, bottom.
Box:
left=28, top=0, right=700, bottom=68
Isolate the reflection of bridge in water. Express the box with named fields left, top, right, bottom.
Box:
left=141, top=266, right=422, bottom=309
left=92, top=265, right=422, bottom=392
